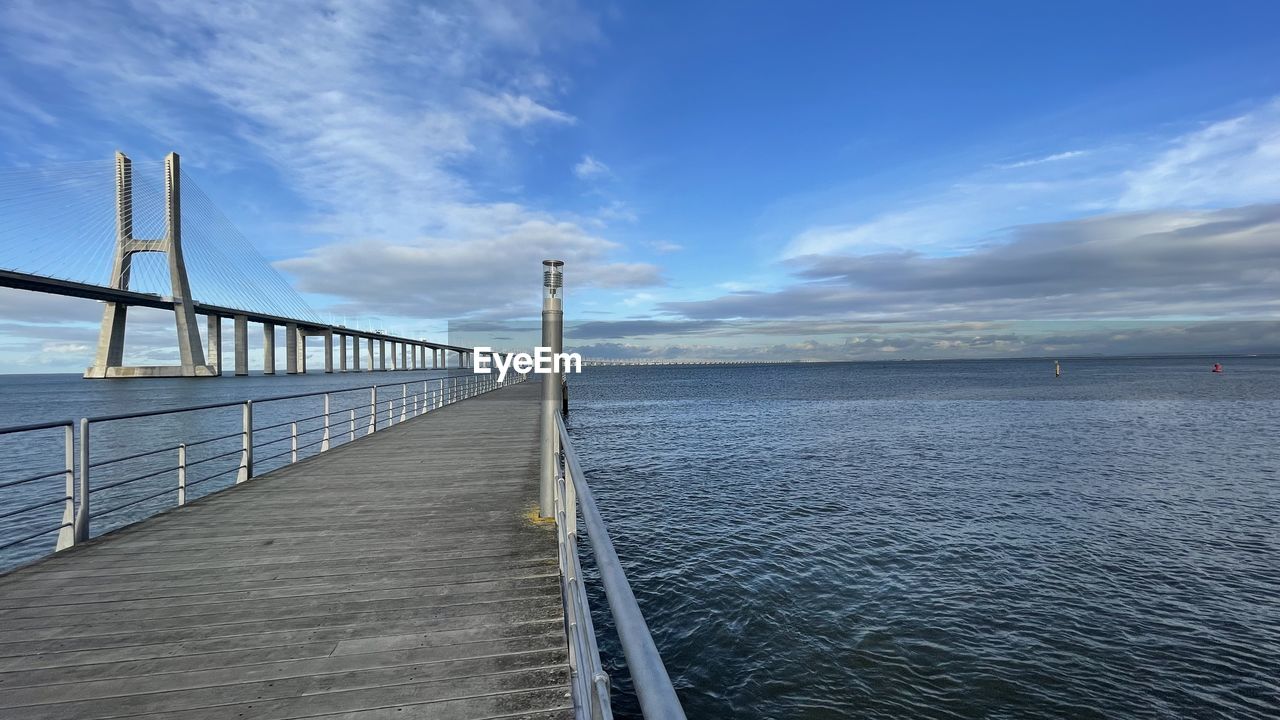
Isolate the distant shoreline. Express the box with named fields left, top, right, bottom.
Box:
left=3, top=352, right=1276, bottom=375
left=581, top=353, right=1279, bottom=367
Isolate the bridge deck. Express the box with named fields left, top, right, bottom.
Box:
left=0, top=381, right=571, bottom=719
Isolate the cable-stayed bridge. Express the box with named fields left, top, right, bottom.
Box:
left=0, top=152, right=474, bottom=377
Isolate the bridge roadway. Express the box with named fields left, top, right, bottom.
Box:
left=0, top=381, right=572, bottom=719
left=0, top=268, right=472, bottom=355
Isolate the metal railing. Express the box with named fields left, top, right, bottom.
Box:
left=0, top=420, right=76, bottom=557
left=0, top=371, right=527, bottom=571
left=553, top=410, right=687, bottom=720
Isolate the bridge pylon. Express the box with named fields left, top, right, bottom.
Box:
left=85, top=152, right=215, bottom=378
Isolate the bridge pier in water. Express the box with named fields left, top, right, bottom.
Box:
left=285, top=322, right=298, bottom=374
left=206, top=314, right=222, bottom=376
left=263, top=322, right=276, bottom=374
left=85, top=152, right=216, bottom=378
left=233, top=315, right=249, bottom=376
left=211, top=321, right=447, bottom=377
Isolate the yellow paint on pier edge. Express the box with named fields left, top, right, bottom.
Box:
left=525, top=504, right=555, bottom=526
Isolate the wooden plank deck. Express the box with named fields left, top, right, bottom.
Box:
left=0, top=380, right=571, bottom=719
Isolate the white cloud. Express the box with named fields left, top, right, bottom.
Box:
left=470, top=91, right=576, bottom=127
left=573, top=154, right=611, bottom=179
left=277, top=202, right=662, bottom=318
left=674, top=204, right=1280, bottom=323
left=0, top=0, right=644, bottom=329
left=1118, top=99, right=1280, bottom=210
left=784, top=98, right=1280, bottom=259
left=996, top=150, right=1087, bottom=169
left=41, top=341, right=90, bottom=354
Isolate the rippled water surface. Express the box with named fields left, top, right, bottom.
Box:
left=566, top=358, right=1280, bottom=719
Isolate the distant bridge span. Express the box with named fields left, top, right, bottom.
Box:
left=0, top=152, right=476, bottom=377
left=0, top=267, right=473, bottom=374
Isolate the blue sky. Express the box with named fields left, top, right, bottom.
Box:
left=1, top=1, right=1280, bottom=369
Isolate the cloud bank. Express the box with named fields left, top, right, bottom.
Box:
left=0, top=0, right=653, bottom=325
left=669, top=204, right=1280, bottom=323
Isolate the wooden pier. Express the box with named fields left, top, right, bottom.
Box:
left=0, top=381, right=571, bottom=719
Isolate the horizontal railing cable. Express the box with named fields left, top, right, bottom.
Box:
left=0, top=523, right=71, bottom=553
left=0, top=495, right=69, bottom=522
left=0, top=468, right=66, bottom=491
left=88, top=443, right=181, bottom=469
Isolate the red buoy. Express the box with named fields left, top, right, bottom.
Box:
left=1212, top=363, right=1223, bottom=373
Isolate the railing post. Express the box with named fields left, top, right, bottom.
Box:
left=322, top=393, right=331, bottom=451
left=438, top=378, right=444, bottom=409
left=55, top=424, right=75, bottom=551
left=540, top=259, right=564, bottom=518
left=238, top=400, right=253, bottom=483
left=401, top=384, right=407, bottom=423
left=290, top=421, right=298, bottom=463
left=177, top=443, right=187, bottom=506
left=349, top=408, right=356, bottom=442
left=562, top=451, right=576, bottom=537
left=75, top=418, right=89, bottom=543
left=369, top=386, right=377, bottom=434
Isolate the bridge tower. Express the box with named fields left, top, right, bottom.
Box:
left=85, top=152, right=214, bottom=378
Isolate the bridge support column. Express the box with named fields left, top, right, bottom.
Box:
left=324, top=331, right=334, bottom=373
left=366, top=337, right=375, bottom=370
left=433, top=348, right=439, bottom=369
left=206, top=315, right=221, bottom=376
left=339, top=334, right=347, bottom=371
left=86, top=152, right=214, bottom=378
left=263, top=323, right=276, bottom=375
left=234, top=315, right=248, bottom=376
left=286, top=322, right=298, bottom=374
left=400, top=343, right=408, bottom=371
left=296, top=328, right=308, bottom=374
left=379, top=340, right=387, bottom=371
